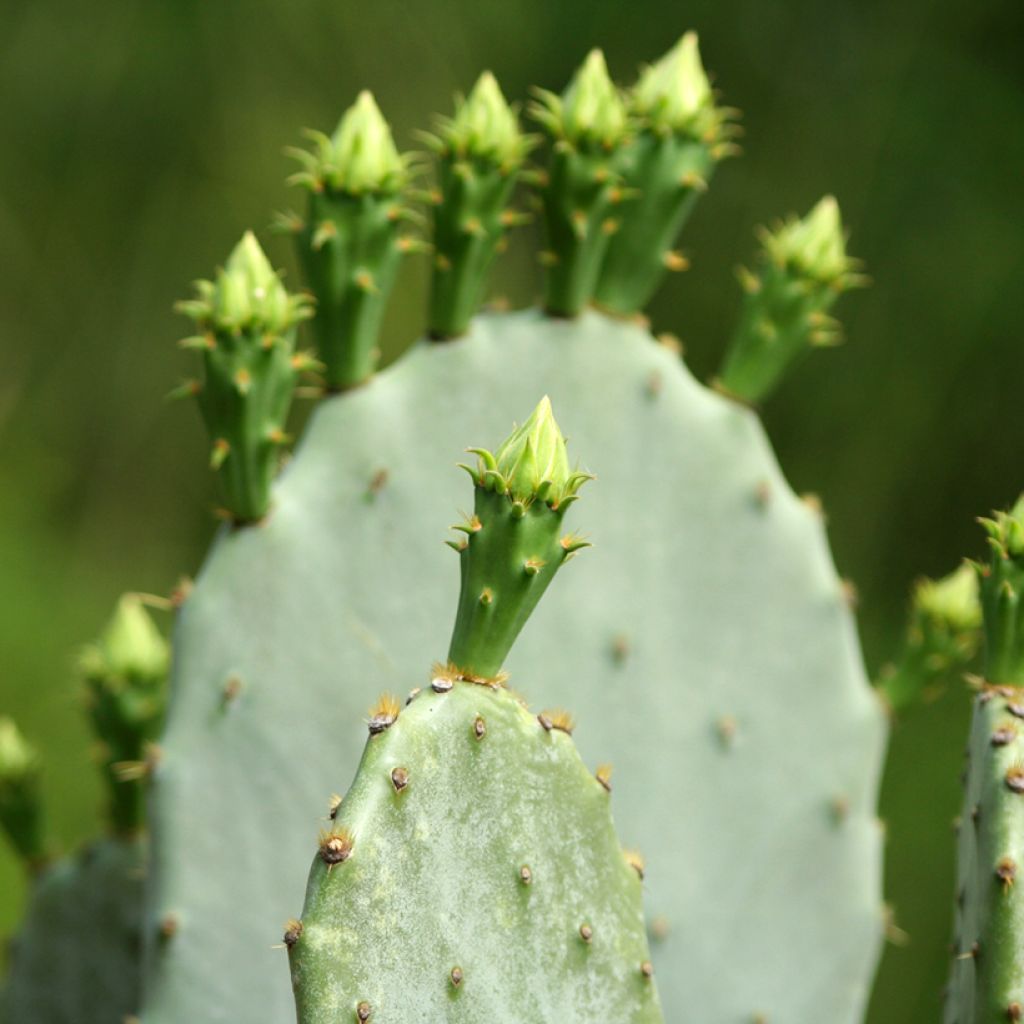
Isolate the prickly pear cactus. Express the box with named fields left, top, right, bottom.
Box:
left=145, top=37, right=886, bottom=1024
left=290, top=407, right=660, bottom=1022
left=946, top=500, right=1024, bottom=1022
left=0, top=596, right=168, bottom=1024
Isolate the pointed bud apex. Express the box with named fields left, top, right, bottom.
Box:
left=177, top=232, right=312, bottom=335
left=80, top=594, right=169, bottom=685
left=541, top=49, right=627, bottom=147
left=0, top=717, right=44, bottom=865
left=632, top=32, right=721, bottom=140
left=915, top=564, right=982, bottom=635
left=0, top=719, right=40, bottom=788
left=765, top=196, right=854, bottom=286
left=302, top=91, right=409, bottom=194
left=442, top=72, right=530, bottom=167
left=493, top=396, right=584, bottom=505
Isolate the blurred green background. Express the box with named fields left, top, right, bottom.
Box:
left=1, top=0, right=1021, bottom=1018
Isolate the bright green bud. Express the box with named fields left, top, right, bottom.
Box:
left=764, top=196, right=852, bottom=285
left=979, top=496, right=1024, bottom=685
left=556, top=49, right=627, bottom=146
left=178, top=232, right=310, bottom=336
left=443, top=72, right=529, bottom=167
left=914, top=563, right=982, bottom=634
left=493, top=395, right=585, bottom=505
left=80, top=594, right=169, bottom=685
left=0, top=718, right=39, bottom=784
left=632, top=32, right=716, bottom=138
left=322, top=91, right=408, bottom=194
left=0, top=717, right=45, bottom=865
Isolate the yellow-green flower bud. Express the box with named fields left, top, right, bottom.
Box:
left=80, top=594, right=169, bottom=685
left=444, top=72, right=529, bottom=167
left=557, top=49, right=627, bottom=147
left=322, top=91, right=408, bottom=194
left=494, top=396, right=573, bottom=504
left=765, top=196, right=852, bottom=285
left=632, top=32, right=717, bottom=138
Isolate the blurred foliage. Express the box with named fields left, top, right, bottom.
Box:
left=0, top=0, right=1021, bottom=1019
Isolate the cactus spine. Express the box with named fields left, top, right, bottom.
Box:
left=290, top=404, right=662, bottom=1024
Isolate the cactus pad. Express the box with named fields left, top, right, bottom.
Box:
left=143, top=309, right=886, bottom=1024
left=0, top=837, right=145, bottom=1024
left=290, top=680, right=661, bottom=1023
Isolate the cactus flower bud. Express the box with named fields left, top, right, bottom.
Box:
left=881, top=563, right=982, bottom=713
left=978, top=497, right=1024, bottom=686
left=764, top=196, right=853, bottom=285
left=632, top=32, right=716, bottom=138
left=558, top=49, right=627, bottom=146
left=80, top=593, right=170, bottom=685
left=445, top=72, right=529, bottom=167
left=915, top=563, right=982, bottom=635
left=494, top=396, right=573, bottom=504
left=311, top=91, right=409, bottom=195
left=448, top=398, right=591, bottom=679
left=0, top=717, right=45, bottom=866
left=80, top=595, right=169, bottom=835
left=717, top=195, right=864, bottom=403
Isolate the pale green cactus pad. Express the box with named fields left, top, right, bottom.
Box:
left=143, top=309, right=887, bottom=1023
left=290, top=681, right=661, bottom=1024
left=0, top=837, right=145, bottom=1024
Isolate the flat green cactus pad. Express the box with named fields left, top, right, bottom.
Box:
left=143, top=310, right=886, bottom=1023
left=1, top=837, right=144, bottom=1023
left=290, top=680, right=661, bottom=1023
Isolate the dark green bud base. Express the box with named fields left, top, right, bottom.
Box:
left=197, top=327, right=301, bottom=522
left=539, top=144, right=628, bottom=317
left=429, top=155, right=520, bottom=338
left=716, top=259, right=843, bottom=404
left=296, top=189, right=409, bottom=389
left=447, top=486, right=585, bottom=680
left=595, top=133, right=715, bottom=315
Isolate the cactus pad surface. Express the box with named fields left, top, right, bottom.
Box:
left=0, top=837, right=144, bottom=1024
left=290, top=680, right=661, bottom=1024
left=144, top=308, right=886, bottom=1024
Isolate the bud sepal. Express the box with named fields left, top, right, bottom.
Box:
left=978, top=497, right=1024, bottom=686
